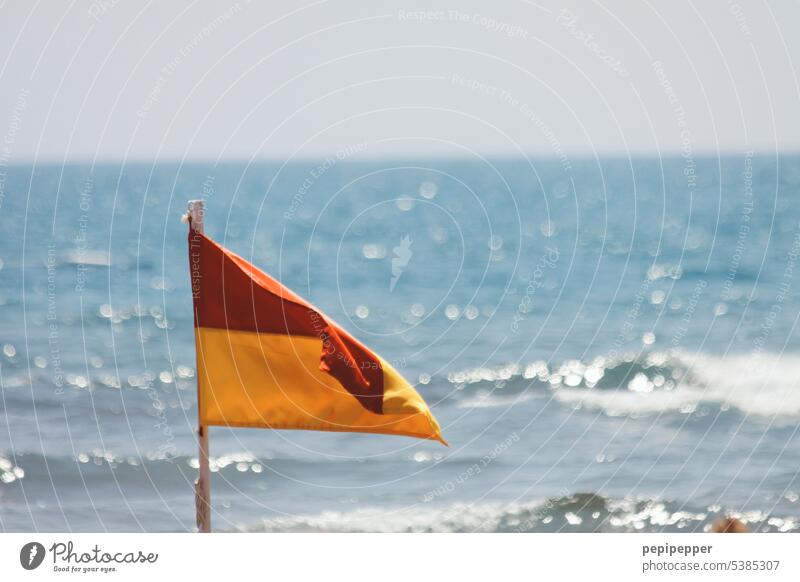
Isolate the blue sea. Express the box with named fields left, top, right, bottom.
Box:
left=2, top=155, right=800, bottom=532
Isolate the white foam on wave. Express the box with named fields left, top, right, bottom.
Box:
left=571, top=352, right=800, bottom=418
left=680, top=351, right=800, bottom=417
left=234, top=501, right=518, bottom=533
left=230, top=495, right=800, bottom=533
left=455, top=351, right=800, bottom=418
left=644, top=351, right=800, bottom=418
left=456, top=389, right=540, bottom=409
left=555, top=384, right=709, bottom=417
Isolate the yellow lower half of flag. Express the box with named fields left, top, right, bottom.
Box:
left=194, top=327, right=444, bottom=443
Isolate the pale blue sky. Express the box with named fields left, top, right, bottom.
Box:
left=0, top=0, right=798, bottom=162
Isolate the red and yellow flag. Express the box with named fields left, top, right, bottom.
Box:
left=189, top=224, right=445, bottom=444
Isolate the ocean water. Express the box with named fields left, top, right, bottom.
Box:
left=2, top=156, right=800, bottom=532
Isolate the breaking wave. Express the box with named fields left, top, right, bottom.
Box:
left=446, top=351, right=800, bottom=419
left=232, top=492, right=800, bottom=533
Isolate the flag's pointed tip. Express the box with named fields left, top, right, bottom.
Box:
left=434, top=434, right=449, bottom=447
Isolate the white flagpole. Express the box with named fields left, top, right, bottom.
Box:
left=188, top=199, right=211, bottom=533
